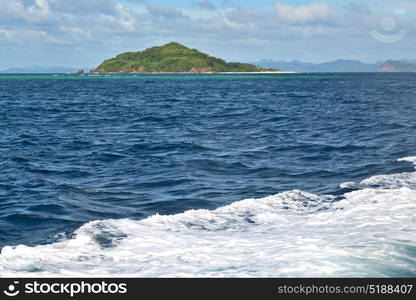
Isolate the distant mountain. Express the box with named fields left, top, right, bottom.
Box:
left=94, top=42, right=279, bottom=73
left=378, top=60, right=416, bottom=72
left=255, top=60, right=314, bottom=72
left=311, top=60, right=382, bottom=72
left=255, top=59, right=382, bottom=72
left=0, top=66, right=79, bottom=73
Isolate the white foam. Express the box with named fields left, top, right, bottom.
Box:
left=1, top=158, right=416, bottom=277
left=398, top=157, right=416, bottom=165
left=344, top=157, right=416, bottom=190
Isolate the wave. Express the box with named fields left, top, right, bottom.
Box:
left=1, top=157, right=415, bottom=277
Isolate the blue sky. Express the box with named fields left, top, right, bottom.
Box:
left=0, top=0, right=415, bottom=69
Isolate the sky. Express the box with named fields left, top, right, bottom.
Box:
left=0, top=0, right=415, bottom=69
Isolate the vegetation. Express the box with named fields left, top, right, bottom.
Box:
left=93, top=42, right=279, bottom=73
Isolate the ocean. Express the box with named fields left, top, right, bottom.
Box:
left=0, top=73, right=415, bottom=277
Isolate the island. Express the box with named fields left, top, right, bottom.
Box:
left=378, top=60, right=416, bottom=72
left=92, top=42, right=280, bottom=73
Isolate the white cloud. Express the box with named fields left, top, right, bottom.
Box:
left=0, top=28, right=11, bottom=39
left=229, top=38, right=270, bottom=47
left=114, top=4, right=137, bottom=31
left=195, top=0, right=216, bottom=11
left=49, top=0, right=116, bottom=15
left=58, top=26, right=91, bottom=41
left=0, top=0, right=414, bottom=68
left=146, top=5, right=186, bottom=19
left=275, top=1, right=336, bottom=24
left=28, top=0, right=51, bottom=17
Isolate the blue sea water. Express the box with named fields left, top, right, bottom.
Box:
left=0, top=73, right=415, bottom=277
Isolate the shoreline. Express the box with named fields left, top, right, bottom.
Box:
left=88, top=71, right=297, bottom=75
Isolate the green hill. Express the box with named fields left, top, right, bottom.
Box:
left=93, top=42, right=279, bottom=73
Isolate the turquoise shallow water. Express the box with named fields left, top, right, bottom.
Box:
left=0, top=73, right=415, bottom=276
left=0, top=73, right=350, bottom=80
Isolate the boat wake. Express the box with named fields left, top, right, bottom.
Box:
left=1, top=157, right=415, bottom=277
